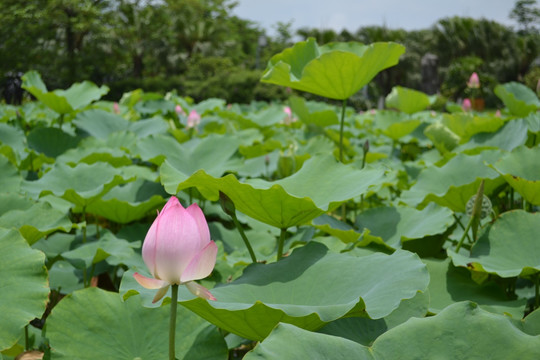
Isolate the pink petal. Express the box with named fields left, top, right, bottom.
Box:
left=133, top=272, right=168, bottom=289
left=185, top=281, right=216, bottom=301
left=180, top=241, right=218, bottom=283
left=186, top=203, right=211, bottom=244
left=152, top=285, right=171, bottom=303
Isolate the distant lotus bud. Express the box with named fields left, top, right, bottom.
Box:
left=286, top=87, right=292, bottom=93
left=463, top=98, right=472, bottom=111
left=283, top=106, right=295, bottom=125
left=369, top=109, right=376, bottom=115
left=219, top=191, right=236, bottom=218
left=467, top=72, right=480, bottom=89
left=363, top=140, right=370, bottom=154
left=495, top=110, right=501, bottom=117
left=187, top=110, right=201, bottom=129
left=113, top=102, right=120, bottom=114
left=175, top=105, right=185, bottom=116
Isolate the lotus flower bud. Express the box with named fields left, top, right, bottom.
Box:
left=463, top=98, right=472, bottom=111
left=133, top=197, right=217, bottom=302
left=113, top=102, right=120, bottom=114
left=187, top=110, right=201, bottom=129
left=175, top=104, right=185, bottom=116
left=467, top=72, right=480, bottom=89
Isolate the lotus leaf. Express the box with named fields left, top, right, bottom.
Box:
left=46, top=288, right=227, bottom=360
left=261, top=38, right=405, bottom=100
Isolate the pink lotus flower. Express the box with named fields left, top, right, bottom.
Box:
left=134, top=197, right=218, bottom=303
left=463, top=98, right=472, bottom=111
left=187, top=110, right=201, bottom=129
left=283, top=106, right=297, bottom=125
left=467, top=72, right=480, bottom=89
left=495, top=109, right=501, bottom=117
left=113, top=102, right=120, bottom=114
left=175, top=105, right=185, bottom=116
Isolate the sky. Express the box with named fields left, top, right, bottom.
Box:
left=232, top=0, right=518, bottom=36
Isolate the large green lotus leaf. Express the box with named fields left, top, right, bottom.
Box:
left=0, top=229, right=49, bottom=351
left=262, top=38, right=405, bottom=100
left=288, top=96, right=339, bottom=126
left=525, top=112, right=540, bottom=133
left=311, top=214, right=390, bottom=249
left=244, top=323, right=374, bottom=360
left=247, top=302, right=540, bottom=360
left=56, top=81, right=109, bottom=110
left=46, top=288, right=227, bottom=360
left=489, top=145, right=540, bottom=205
left=161, top=155, right=385, bottom=228
left=85, top=179, right=166, bottom=223
left=173, top=242, right=428, bottom=340
left=73, top=109, right=128, bottom=137
left=441, top=113, right=504, bottom=143
left=0, top=156, right=21, bottom=193
left=22, top=162, right=134, bottom=208
left=210, top=222, right=277, bottom=262
left=0, top=193, right=34, bottom=215
left=56, top=145, right=132, bottom=168
left=74, top=109, right=168, bottom=138
left=22, top=71, right=108, bottom=114
left=21, top=71, right=72, bottom=114
left=355, top=203, right=454, bottom=248
left=0, top=123, right=26, bottom=162
left=133, top=133, right=240, bottom=175
left=400, top=150, right=504, bottom=212
left=26, top=127, right=81, bottom=158
left=371, top=301, right=540, bottom=360
left=449, top=210, right=540, bottom=278
left=0, top=201, right=71, bottom=245
left=318, top=291, right=429, bottom=346
left=248, top=106, right=289, bottom=127
left=494, top=82, right=540, bottom=117
left=62, top=231, right=142, bottom=270
left=385, top=86, right=430, bottom=114
left=424, top=258, right=526, bottom=318
left=133, top=98, right=176, bottom=115
left=423, top=122, right=460, bottom=153
left=514, top=307, right=540, bottom=336
left=374, top=110, right=421, bottom=141
left=48, top=260, right=84, bottom=294
left=456, top=118, right=529, bottom=152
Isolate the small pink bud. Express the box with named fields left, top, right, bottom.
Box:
left=463, top=98, right=472, bottom=111
left=175, top=105, right=185, bottom=116
left=113, top=102, right=120, bottom=114
left=495, top=110, right=501, bottom=117
left=283, top=106, right=295, bottom=125
left=187, top=110, right=201, bottom=129
left=467, top=72, right=480, bottom=89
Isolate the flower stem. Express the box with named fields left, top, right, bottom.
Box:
left=277, top=228, right=287, bottom=260
left=169, top=284, right=179, bottom=360
left=535, top=274, right=540, bottom=310
left=24, top=324, right=29, bottom=350
left=455, top=216, right=473, bottom=253
left=339, top=99, right=347, bottom=163
left=231, top=215, right=257, bottom=263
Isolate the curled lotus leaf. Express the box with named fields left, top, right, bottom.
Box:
left=261, top=38, right=405, bottom=100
